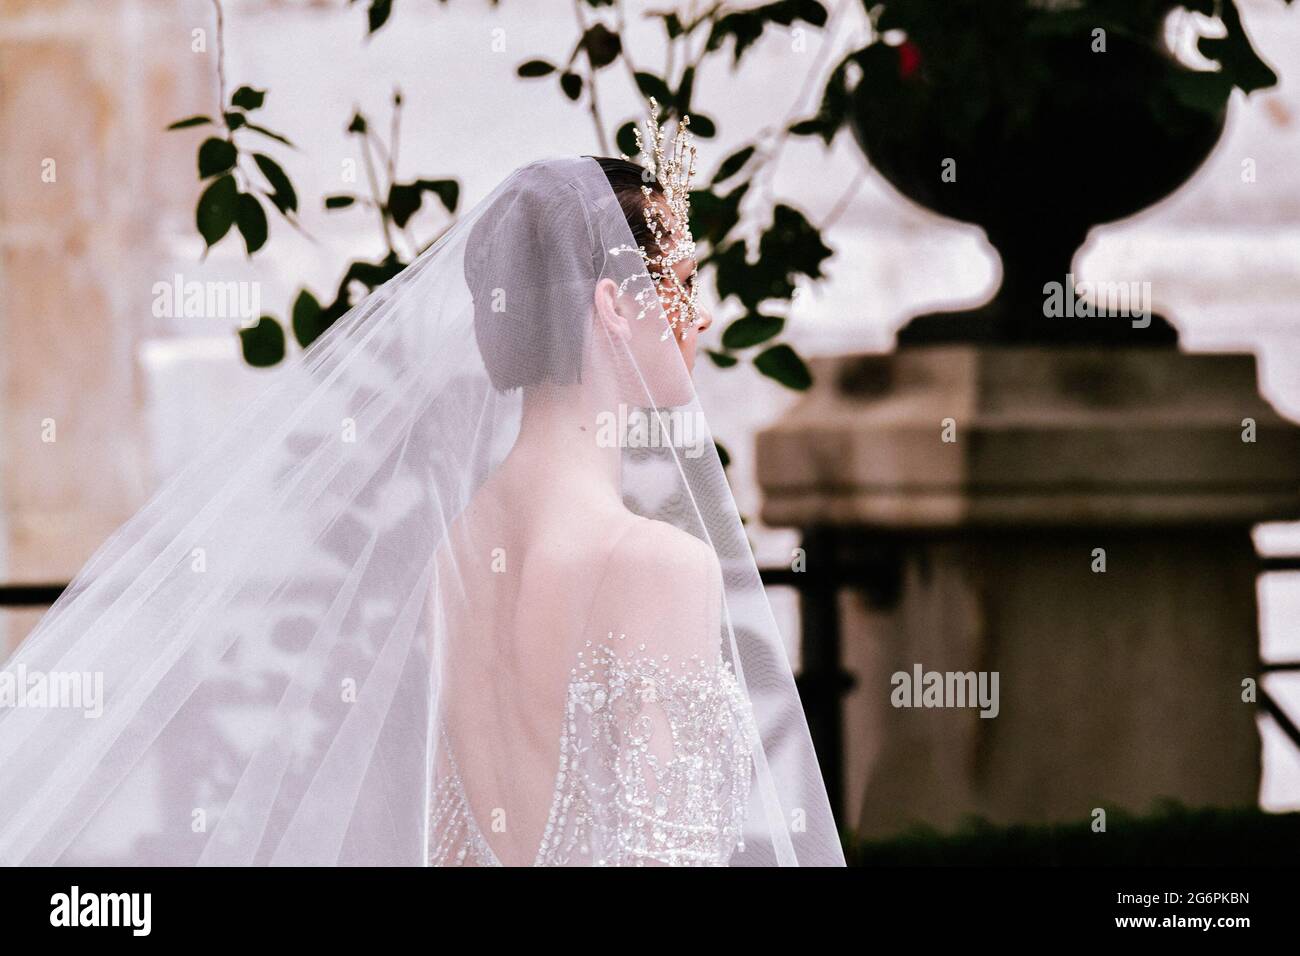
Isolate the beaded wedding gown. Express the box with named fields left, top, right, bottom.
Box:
left=427, top=635, right=757, bottom=867
left=426, top=504, right=759, bottom=867
left=0, top=141, right=844, bottom=866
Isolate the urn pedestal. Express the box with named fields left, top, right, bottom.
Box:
left=757, top=345, right=1300, bottom=835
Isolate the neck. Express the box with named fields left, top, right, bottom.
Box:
left=505, top=379, right=624, bottom=509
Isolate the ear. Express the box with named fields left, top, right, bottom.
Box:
left=593, top=277, right=632, bottom=343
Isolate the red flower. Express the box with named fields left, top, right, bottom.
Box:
left=897, top=40, right=922, bottom=79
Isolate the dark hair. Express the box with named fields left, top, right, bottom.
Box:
left=590, top=156, right=667, bottom=262
left=465, top=158, right=665, bottom=393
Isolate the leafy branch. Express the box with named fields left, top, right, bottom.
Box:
left=170, top=0, right=842, bottom=390
left=167, top=2, right=461, bottom=367
left=510, top=0, right=837, bottom=392
left=166, top=0, right=298, bottom=259
left=169, top=0, right=1294, bottom=380
left=241, top=94, right=460, bottom=366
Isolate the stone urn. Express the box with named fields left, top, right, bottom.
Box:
left=847, top=3, right=1227, bottom=344
left=757, top=6, right=1300, bottom=832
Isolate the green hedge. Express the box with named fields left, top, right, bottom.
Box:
left=845, top=803, right=1300, bottom=865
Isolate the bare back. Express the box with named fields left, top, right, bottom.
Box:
left=429, top=467, right=726, bottom=865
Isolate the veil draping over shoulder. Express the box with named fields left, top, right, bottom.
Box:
left=0, top=156, right=844, bottom=867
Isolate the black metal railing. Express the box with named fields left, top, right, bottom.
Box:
left=0, top=583, right=66, bottom=607
left=758, top=539, right=1300, bottom=826
left=4, top=543, right=1300, bottom=829
left=1254, top=554, right=1300, bottom=766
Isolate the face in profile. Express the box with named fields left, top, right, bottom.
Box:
left=648, top=197, right=713, bottom=376
left=658, top=250, right=712, bottom=375
left=594, top=205, right=713, bottom=409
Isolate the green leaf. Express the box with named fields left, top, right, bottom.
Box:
left=795, top=48, right=858, bottom=144
left=676, top=66, right=695, bottom=115
left=634, top=72, right=673, bottom=106
left=760, top=204, right=832, bottom=281
left=722, top=313, right=784, bottom=349
left=239, top=316, right=286, bottom=367
left=347, top=113, right=368, bottom=134
left=711, top=206, right=831, bottom=313
left=689, top=182, right=749, bottom=246
left=705, top=349, right=739, bottom=368
left=787, top=118, right=824, bottom=137
left=754, top=344, right=812, bottom=390
left=714, top=440, right=731, bottom=469
left=712, top=146, right=755, bottom=185
left=245, top=123, right=295, bottom=148
left=388, top=179, right=457, bottom=228
left=688, top=113, right=716, bottom=138
left=235, top=192, right=268, bottom=254
left=196, top=174, right=238, bottom=247
left=616, top=120, right=639, bottom=157
left=764, top=1, right=801, bottom=27
left=290, top=289, right=330, bottom=348
left=366, top=0, right=393, bottom=33
left=518, top=60, right=556, bottom=78
left=418, top=178, right=459, bottom=213
left=1196, top=0, right=1279, bottom=95
left=712, top=241, right=758, bottom=309
left=705, top=0, right=827, bottom=63
left=252, top=153, right=297, bottom=215
left=580, top=24, right=621, bottom=69
left=340, top=253, right=407, bottom=295
left=560, top=71, right=583, bottom=101
left=387, top=182, right=422, bottom=228
left=223, top=111, right=247, bottom=130
left=797, top=0, right=829, bottom=28
left=324, top=194, right=357, bottom=209
left=197, top=137, right=237, bottom=178
left=230, top=86, right=266, bottom=111
left=167, top=115, right=212, bottom=130
left=707, top=11, right=764, bottom=63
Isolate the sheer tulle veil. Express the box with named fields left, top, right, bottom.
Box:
left=0, top=156, right=844, bottom=866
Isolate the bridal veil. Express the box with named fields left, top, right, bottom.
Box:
left=0, top=156, right=844, bottom=866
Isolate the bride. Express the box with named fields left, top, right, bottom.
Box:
left=0, top=105, right=843, bottom=867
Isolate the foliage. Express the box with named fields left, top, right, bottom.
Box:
left=172, top=77, right=457, bottom=366
left=169, top=0, right=835, bottom=392
left=790, top=0, right=1292, bottom=147
left=169, top=0, right=1291, bottom=378
left=167, top=84, right=296, bottom=258
left=845, top=802, right=1300, bottom=866
left=512, top=0, right=833, bottom=392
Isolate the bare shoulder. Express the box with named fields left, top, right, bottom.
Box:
left=585, top=515, right=724, bottom=660
left=606, top=515, right=720, bottom=584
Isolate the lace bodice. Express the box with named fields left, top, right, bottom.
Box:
left=427, top=634, right=756, bottom=866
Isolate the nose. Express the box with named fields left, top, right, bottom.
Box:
left=695, top=304, right=713, bottom=334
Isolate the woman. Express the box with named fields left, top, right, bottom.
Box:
left=0, top=107, right=844, bottom=867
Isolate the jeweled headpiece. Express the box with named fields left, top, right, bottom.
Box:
left=610, top=97, right=700, bottom=339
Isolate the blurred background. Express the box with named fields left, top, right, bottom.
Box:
left=2, top=0, right=1299, bottom=858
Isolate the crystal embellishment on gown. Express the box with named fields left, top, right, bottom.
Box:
left=426, top=741, right=501, bottom=868
left=428, top=634, right=757, bottom=867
